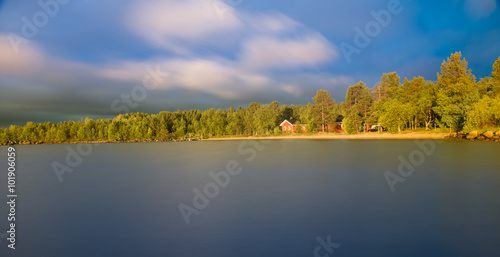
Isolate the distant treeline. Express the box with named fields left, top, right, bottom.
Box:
left=1, top=52, right=499, bottom=145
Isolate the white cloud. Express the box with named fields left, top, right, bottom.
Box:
left=121, top=0, right=341, bottom=98
left=98, top=61, right=157, bottom=82
left=166, top=59, right=270, bottom=99
left=281, top=84, right=303, bottom=97
left=94, top=56, right=354, bottom=101
left=0, top=34, right=43, bottom=75
left=127, top=0, right=241, bottom=54
left=98, top=58, right=271, bottom=100
left=1, top=0, right=345, bottom=116
left=249, top=13, right=300, bottom=34
left=278, top=74, right=355, bottom=98
left=465, top=0, right=497, bottom=20
left=126, top=0, right=339, bottom=71
left=240, top=34, right=337, bottom=70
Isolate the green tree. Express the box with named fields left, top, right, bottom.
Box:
left=378, top=99, right=409, bottom=132
left=342, top=117, right=357, bottom=134
left=312, top=89, right=335, bottom=132
left=374, top=72, right=401, bottom=100
left=435, top=52, right=479, bottom=131
left=345, top=81, right=373, bottom=132
left=399, top=76, right=436, bottom=129
left=245, top=103, right=262, bottom=135
left=477, top=77, right=499, bottom=98
left=279, top=105, right=293, bottom=122
left=417, top=80, right=438, bottom=130
left=492, top=56, right=500, bottom=83
left=0, top=129, right=7, bottom=144
left=225, top=106, right=239, bottom=135
left=372, top=73, right=401, bottom=128
left=299, top=103, right=319, bottom=132
left=56, top=124, right=68, bottom=142
left=477, top=57, right=500, bottom=98
left=76, top=125, right=86, bottom=141
left=465, top=95, right=500, bottom=129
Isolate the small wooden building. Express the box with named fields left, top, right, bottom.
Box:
left=333, top=115, right=345, bottom=132
left=326, top=115, right=345, bottom=132
left=279, top=119, right=307, bottom=134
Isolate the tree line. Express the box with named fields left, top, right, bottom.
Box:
left=1, top=52, right=499, bottom=145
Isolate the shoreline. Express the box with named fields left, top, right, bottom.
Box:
left=204, top=132, right=450, bottom=141
left=0, top=133, right=449, bottom=146
left=10, top=132, right=500, bottom=145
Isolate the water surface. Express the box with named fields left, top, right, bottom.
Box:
left=0, top=140, right=499, bottom=256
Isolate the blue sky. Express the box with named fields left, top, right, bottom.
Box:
left=0, top=0, right=499, bottom=126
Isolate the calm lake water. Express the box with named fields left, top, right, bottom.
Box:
left=1, top=140, right=499, bottom=257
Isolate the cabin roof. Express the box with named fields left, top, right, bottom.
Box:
left=280, top=118, right=307, bottom=127
left=279, top=119, right=293, bottom=126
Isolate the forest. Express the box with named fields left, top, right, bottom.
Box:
left=1, top=52, right=499, bottom=145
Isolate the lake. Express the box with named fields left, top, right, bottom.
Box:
left=1, top=140, right=499, bottom=257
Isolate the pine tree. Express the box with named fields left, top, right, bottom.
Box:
left=312, top=89, right=335, bottom=132
left=345, top=81, right=372, bottom=132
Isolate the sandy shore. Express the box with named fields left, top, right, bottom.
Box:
left=205, top=132, right=449, bottom=141
left=1, top=133, right=449, bottom=145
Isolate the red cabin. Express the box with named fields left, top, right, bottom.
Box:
left=327, top=123, right=345, bottom=132
left=279, top=119, right=307, bottom=134
left=325, top=115, right=345, bottom=132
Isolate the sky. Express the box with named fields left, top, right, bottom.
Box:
left=0, top=0, right=499, bottom=127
